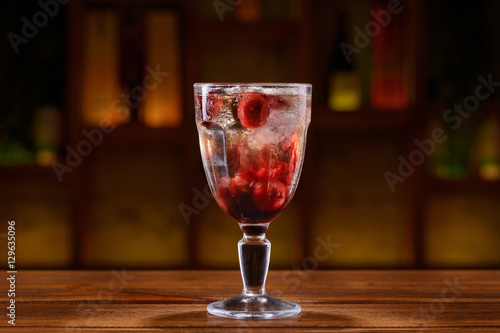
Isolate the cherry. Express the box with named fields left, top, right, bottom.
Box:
left=230, top=170, right=256, bottom=195
left=237, top=94, right=270, bottom=128
left=271, top=162, right=294, bottom=186
left=256, top=167, right=270, bottom=182
left=253, top=180, right=287, bottom=212
left=196, top=95, right=222, bottom=120
left=266, top=95, right=289, bottom=111
left=255, top=163, right=293, bottom=187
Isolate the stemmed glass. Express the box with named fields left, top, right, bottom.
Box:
left=194, top=83, right=311, bottom=319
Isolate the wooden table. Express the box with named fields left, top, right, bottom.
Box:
left=1, top=270, right=499, bottom=332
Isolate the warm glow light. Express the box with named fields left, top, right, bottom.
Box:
left=143, top=11, right=182, bottom=128
left=82, top=10, right=125, bottom=126
left=328, top=73, right=362, bottom=111
left=477, top=117, right=500, bottom=180
left=480, top=165, right=500, bottom=180
left=36, top=150, right=57, bottom=166
left=33, top=105, right=60, bottom=166
left=234, top=0, right=261, bottom=22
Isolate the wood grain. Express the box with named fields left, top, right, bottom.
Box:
left=0, top=270, right=499, bottom=332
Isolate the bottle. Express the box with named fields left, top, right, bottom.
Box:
left=426, top=119, right=450, bottom=179
left=33, top=105, right=61, bottom=166
left=83, top=10, right=125, bottom=126
left=370, top=0, right=408, bottom=110
left=475, top=116, right=500, bottom=180
left=326, top=12, right=362, bottom=112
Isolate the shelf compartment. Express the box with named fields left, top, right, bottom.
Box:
left=194, top=20, right=298, bottom=43
left=313, top=106, right=412, bottom=131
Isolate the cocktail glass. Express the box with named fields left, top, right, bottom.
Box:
left=194, top=83, right=311, bottom=319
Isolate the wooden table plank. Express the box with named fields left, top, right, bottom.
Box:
left=3, top=303, right=500, bottom=329
left=7, top=270, right=500, bottom=302
left=5, top=329, right=500, bottom=333
left=0, top=270, right=498, bottom=331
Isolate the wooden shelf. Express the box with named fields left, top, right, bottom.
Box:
left=0, top=165, right=58, bottom=180
left=427, top=175, right=500, bottom=193
left=194, top=20, right=298, bottom=43
left=86, top=0, right=183, bottom=6
left=77, top=123, right=185, bottom=148
left=312, top=106, right=412, bottom=131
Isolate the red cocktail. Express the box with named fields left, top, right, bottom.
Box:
left=195, top=83, right=311, bottom=319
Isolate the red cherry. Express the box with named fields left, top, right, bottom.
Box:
left=231, top=171, right=256, bottom=195
left=196, top=95, right=223, bottom=120
left=253, top=180, right=287, bottom=212
left=266, top=95, right=289, bottom=111
left=271, top=162, right=293, bottom=186
left=256, top=167, right=270, bottom=182
left=237, top=94, right=270, bottom=128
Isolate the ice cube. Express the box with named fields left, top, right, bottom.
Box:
left=267, top=95, right=290, bottom=112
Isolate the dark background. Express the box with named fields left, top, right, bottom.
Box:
left=1, top=0, right=499, bottom=269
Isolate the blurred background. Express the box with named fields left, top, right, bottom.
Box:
left=0, top=0, right=499, bottom=269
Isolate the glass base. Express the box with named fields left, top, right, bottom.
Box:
left=207, top=292, right=301, bottom=319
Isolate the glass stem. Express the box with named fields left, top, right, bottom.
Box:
left=238, top=234, right=270, bottom=296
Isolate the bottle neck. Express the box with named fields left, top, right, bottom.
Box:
left=329, top=12, right=354, bottom=72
